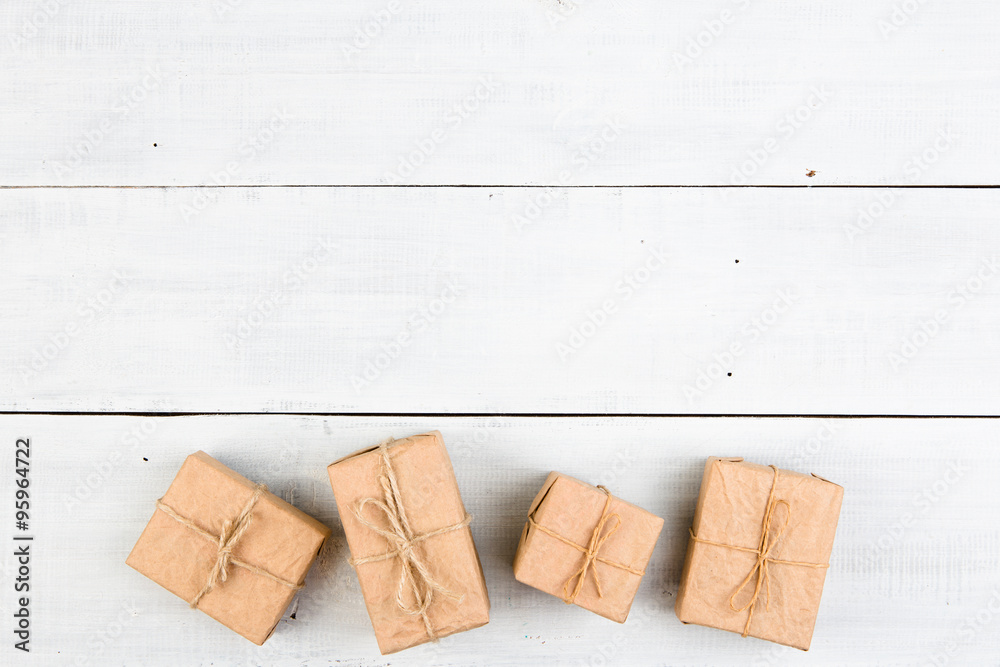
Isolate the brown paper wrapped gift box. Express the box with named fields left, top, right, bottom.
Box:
left=126, top=451, right=331, bottom=645
left=513, top=472, right=664, bottom=623
left=327, top=431, right=490, bottom=654
left=675, top=457, right=844, bottom=650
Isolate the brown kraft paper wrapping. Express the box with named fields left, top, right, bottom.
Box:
left=675, top=457, right=844, bottom=650
left=513, top=472, right=664, bottom=623
left=126, top=451, right=331, bottom=645
left=327, top=431, right=490, bottom=654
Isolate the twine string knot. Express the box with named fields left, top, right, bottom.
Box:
left=348, top=439, right=472, bottom=641
left=688, top=465, right=829, bottom=637
left=155, top=483, right=303, bottom=610
left=528, top=484, right=646, bottom=606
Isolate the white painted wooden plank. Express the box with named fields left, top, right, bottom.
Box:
left=2, top=0, right=996, bottom=185
left=0, top=415, right=996, bottom=666
left=4, top=186, right=999, bottom=415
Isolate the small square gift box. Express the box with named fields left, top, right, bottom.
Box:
left=126, top=451, right=331, bottom=645
left=513, top=472, right=664, bottom=622
left=327, top=431, right=490, bottom=654
left=675, top=457, right=844, bottom=650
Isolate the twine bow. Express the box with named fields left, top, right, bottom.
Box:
left=528, top=485, right=646, bottom=605
left=348, top=439, right=472, bottom=641
left=155, top=484, right=303, bottom=609
left=688, top=465, right=829, bottom=637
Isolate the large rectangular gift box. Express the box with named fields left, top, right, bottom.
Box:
left=327, top=431, right=490, bottom=654
left=126, top=451, right=331, bottom=645
left=675, top=457, right=844, bottom=650
left=513, top=472, right=663, bottom=622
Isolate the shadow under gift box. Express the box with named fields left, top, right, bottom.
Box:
left=126, top=451, right=331, bottom=645
left=513, top=472, right=664, bottom=623
left=675, top=457, right=844, bottom=650
left=327, top=431, right=490, bottom=655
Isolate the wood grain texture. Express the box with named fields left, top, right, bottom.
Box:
left=4, top=186, right=998, bottom=415
left=2, top=0, right=996, bottom=185
left=0, top=415, right=996, bottom=666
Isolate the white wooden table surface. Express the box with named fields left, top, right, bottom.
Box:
left=2, top=1, right=999, bottom=665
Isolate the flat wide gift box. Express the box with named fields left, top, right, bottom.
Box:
left=513, top=472, right=664, bottom=622
left=675, top=457, right=844, bottom=650
left=126, top=451, right=331, bottom=645
left=328, top=431, right=490, bottom=654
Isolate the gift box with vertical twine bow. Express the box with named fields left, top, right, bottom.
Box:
left=675, top=457, right=844, bottom=650
left=513, top=472, right=664, bottom=622
left=126, top=451, right=331, bottom=644
left=327, top=431, right=490, bottom=654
